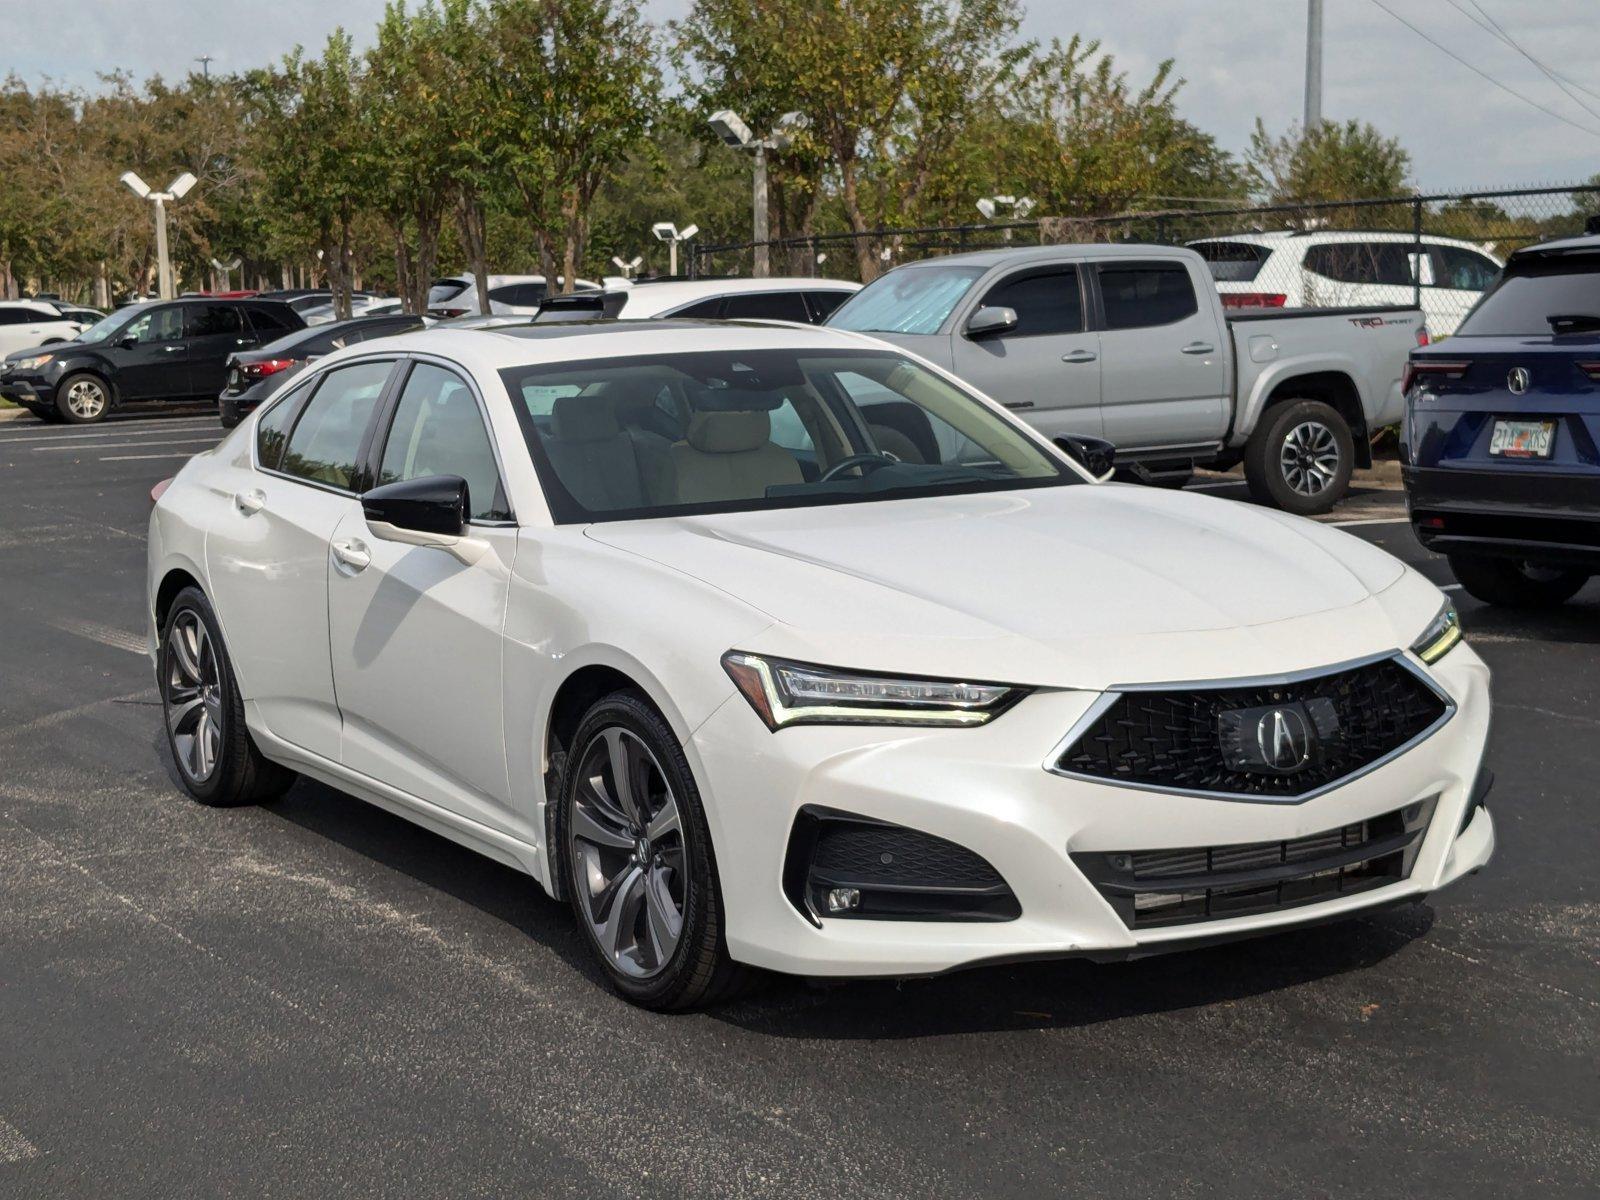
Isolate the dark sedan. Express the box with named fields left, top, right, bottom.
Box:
left=1403, top=233, right=1600, bottom=606
left=0, top=297, right=303, bottom=424
left=218, top=313, right=425, bottom=426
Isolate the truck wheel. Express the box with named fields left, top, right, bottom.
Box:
left=1447, top=555, right=1589, bottom=608
left=1244, top=399, right=1353, bottom=515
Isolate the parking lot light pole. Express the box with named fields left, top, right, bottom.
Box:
left=708, top=111, right=807, bottom=278
left=651, top=222, right=700, bottom=276
left=121, top=170, right=197, bottom=300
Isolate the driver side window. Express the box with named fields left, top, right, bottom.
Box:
left=123, top=307, right=183, bottom=344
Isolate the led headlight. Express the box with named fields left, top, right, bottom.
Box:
left=722, top=651, right=1023, bottom=730
left=11, top=353, right=53, bottom=371
left=1410, top=600, right=1462, bottom=664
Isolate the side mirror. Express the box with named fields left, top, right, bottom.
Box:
left=361, top=474, right=469, bottom=546
left=1054, top=434, right=1116, bottom=482
left=117, top=333, right=140, bottom=349
left=965, top=306, right=1018, bottom=339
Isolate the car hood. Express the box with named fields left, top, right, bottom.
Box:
left=584, top=484, right=1425, bottom=690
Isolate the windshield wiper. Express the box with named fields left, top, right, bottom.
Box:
left=1546, top=312, right=1600, bottom=334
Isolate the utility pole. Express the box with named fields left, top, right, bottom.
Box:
left=752, top=145, right=769, bottom=277
left=1303, top=0, right=1324, bottom=132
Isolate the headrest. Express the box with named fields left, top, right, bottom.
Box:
left=687, top=384, right=783, bottom=413
left=605, top=379, right=663, bottom=418
left=686, top=410, right=772, bottom=454
left=550, top=395, right=619, bottom=442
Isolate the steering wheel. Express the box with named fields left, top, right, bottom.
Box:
left=819, top=453, right=895, bottom=483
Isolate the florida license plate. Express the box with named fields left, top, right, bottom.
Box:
left=1489, top=418, right=1555, bottom=458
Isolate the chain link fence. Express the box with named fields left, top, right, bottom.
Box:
left=692, top=184, right=1600, bottom=337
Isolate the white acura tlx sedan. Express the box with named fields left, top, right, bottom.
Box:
left=146, top=321, right=1494, bottom=1009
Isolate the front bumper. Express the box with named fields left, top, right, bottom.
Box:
left=1404, top=463, right=1600, bottom=567
left=689, top=644, right=1493, bottom=977
left=0, top=374, right=54, bottom=407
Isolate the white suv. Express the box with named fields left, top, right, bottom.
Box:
left=426, top=274, right=602, bottom=318
left=0, top=301, right=90, bottom=357
left=1189, top=231, right=1503, bottom=336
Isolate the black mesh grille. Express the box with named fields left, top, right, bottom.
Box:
left=1072, top=801, right=1434, bottom=929
left=810, top=823, right=1006, bottom=890
left=1057, top=658, right=1448, bottom=798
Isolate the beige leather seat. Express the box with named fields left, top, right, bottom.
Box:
left=670, top=410, right=803, bottom=504
left=543, top=396, right=674, bottom=510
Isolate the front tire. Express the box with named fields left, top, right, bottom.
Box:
left=1244, top=399, right=1354, bottom=515
left=159, top=586, right=296, bottom=806
left=56, top=372, right=110, bottom=424
left=1447, top=554, right=1589, bottom=608
left=556, top=691, right=752, bottom=1010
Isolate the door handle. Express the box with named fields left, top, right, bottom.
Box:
left=1060, top=349, right=1098, bottom=364
left=234, top=489, right=265, bottom=516
left=162, top=344, right=184, bottom=353
left=331, top=539, right=371, bottom=572
left=1180, top=341, right=1215, bottom=355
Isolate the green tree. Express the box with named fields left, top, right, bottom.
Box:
left=1247, top=118, right=1412, bottom=226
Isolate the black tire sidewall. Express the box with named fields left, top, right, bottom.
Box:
left=556, top=691, right=728, bottom=1008
left=55, top=372, right=110, bottom=424
left=1246, top=399, right=1354, bottom=515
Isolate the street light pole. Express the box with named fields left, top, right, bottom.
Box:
left=1304, top=0, right=1324, bottom=132
left=651, top=223, right=700, bottom=277
left=121, top=170, right=196, bottom=300
left=708, top=110, right=806, bottom=279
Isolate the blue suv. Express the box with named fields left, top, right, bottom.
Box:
left=1403, top=234, right=1600, bottom=606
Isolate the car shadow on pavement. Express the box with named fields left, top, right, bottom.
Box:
left=1458, top=594, right=1600, bottom=645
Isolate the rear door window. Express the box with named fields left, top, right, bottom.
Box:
left=721, top=291, right=811, bottom=322
left=1097, top=263, right=1199, bottom=329
left=670, top=297, right=726, bottom=319
left=1303, top=242, right=1415, bottom=286
left=803, top=291, right=851, bottom=322
left=277, top=360, right=394, bottom=491
left=976, top=267, right=1083, bottom=336
left=185, top=305, right=243, bottom=337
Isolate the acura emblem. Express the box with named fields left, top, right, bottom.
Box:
left=1257, top=708, right=1313, bottom=772
left=1507, top=367, right=1530, bottom=395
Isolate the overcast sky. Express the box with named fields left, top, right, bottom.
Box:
left=7, top=0, right=1598, bottom=191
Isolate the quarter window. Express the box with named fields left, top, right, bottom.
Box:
left=1098, top=263, right=1199, bottom=329
left=255, top=387, right=302, bottom=471
left=278, top=360, right=393, bottom=491
left=377, top=363, right=510, bottom=521
left=977, top=267, right=1083, bottom=336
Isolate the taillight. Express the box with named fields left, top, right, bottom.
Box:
left=1577, top=361, right=1600, bottom=380
left=242, top=359, right=296, bottom=379
left=1415, top=327, right=1431, bottom=348
left=1220, top=292, right=1288, bottom=309
left=1402, top=359, right=1469, bottom=394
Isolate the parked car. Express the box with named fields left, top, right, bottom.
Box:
left=425, top=273, right=601, bottom=318
left=430, top=312, right=534, bottom=331
left=51, top=305, right=108, bottom=326
left=1189, top=231, right=1502, bottom=337
left=0, top=300, right=93, bottom=356
left=1403, top=232, right=1600, bottom=606
left=297, top=295, right=400, bottom=325
left=0, top=297, right=303, bottom=423
left=827, top=244, right=1425, bottom=513
left=565, top=277, right=860, bottom=323
left=147, top=320, right=1492, bottom=1009
left=218, top=313, right=426, bottom=427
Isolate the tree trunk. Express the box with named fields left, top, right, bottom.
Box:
left=455, top=187, right=490, bottom=315
left=838, top=159, right=878, bottom=282
left=411, top=200, right=441, bottom=318
left=560, top=191, right=581, bottom=295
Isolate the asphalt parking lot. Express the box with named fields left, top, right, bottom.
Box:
left=0, top=405, right=1595, bottom=1199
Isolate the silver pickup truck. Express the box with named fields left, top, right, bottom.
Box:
left=826, top=243, right=1425, bottom=513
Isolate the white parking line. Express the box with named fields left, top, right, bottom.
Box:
left=46, top=617, right=146, bottom=656
left=30, top=437, right=219, bottom=453
left=0, top=1117, right=38, bottom=1164
left=99, top=452, right=203, bottom=462
left=1328, top=516, right=1410, bottom=527
left=0, top=423, right=220, bottom=446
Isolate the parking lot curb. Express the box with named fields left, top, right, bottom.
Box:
left=0, top=407, right=30, bottom=423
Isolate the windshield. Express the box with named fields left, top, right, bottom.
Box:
left=72, top=306, right=148, bottom=344
left=826, top=266, right=984, bottom=335
left=1455, top=262, right=1600, bottom=336
left=502, top=347, right=1074, bottom=523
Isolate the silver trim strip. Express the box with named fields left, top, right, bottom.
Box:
left=1042, top=651, right=1457, bottom=805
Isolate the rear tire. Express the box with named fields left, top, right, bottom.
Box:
left=159, top=586, right=296, bottom=806
left=1244, top=399, right=1354, bottom=515
left=1447, top=554, right=1589, bottom=608
left=55, top=372, right=110, bottom=424
left=555, top=690, right=754, bottom=1010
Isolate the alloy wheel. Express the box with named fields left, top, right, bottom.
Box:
left=1279, top=420, right=1341, bottom=497
left=164, top=611, right=223, bottom=784
left=65, top=379, right=107, bottom=420
left=568, top=727, right=686, bottom=980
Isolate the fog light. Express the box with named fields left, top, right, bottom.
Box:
left=826, top=887, right=862, bottom=913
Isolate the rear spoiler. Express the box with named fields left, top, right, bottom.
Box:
left=532, top=290, right=630, bottom=322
